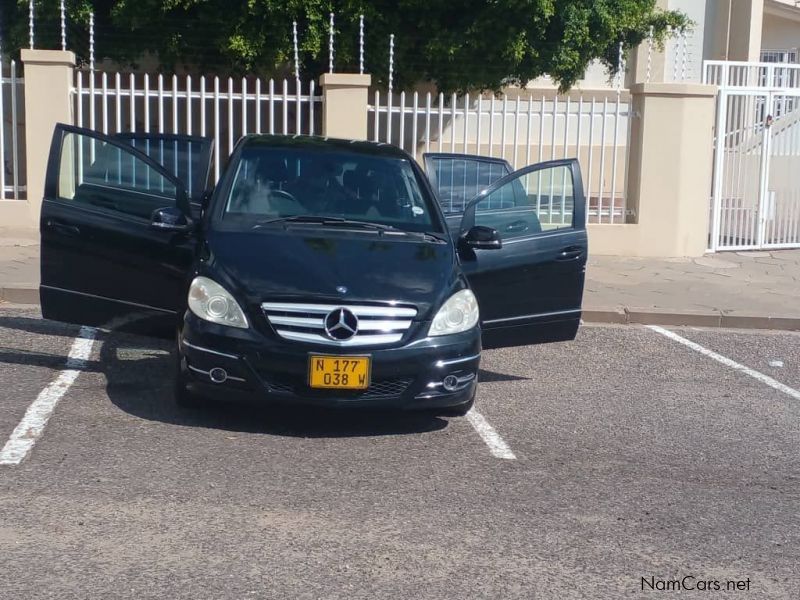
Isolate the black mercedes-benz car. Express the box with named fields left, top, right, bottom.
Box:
left=39, top=126, right=587, bottom=416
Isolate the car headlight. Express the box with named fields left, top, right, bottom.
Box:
left=187, top=276, right=249, bottom=329
left=428, top=289, right=479, bottom=337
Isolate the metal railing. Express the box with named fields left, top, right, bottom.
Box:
left=704, top=60, right=800, bottom=90
left=368, top=91, right=631, bottom=223
left=707, top=61, right=800, bottom=251
left=75, top=71, right=323, bottom=181
left=1, top=59, right=25, bottom=200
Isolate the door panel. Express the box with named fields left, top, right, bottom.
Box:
left=41, top=124, right=195, bottom=337
left=423, top=153, right=512, bottom=220
left=115, top=133, right=213, bottom=214
left=458, top=159, right=587, bottom=349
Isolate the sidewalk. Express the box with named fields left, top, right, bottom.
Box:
left=1, top=227, right=799, bottom=330
left=584, top=251, right=800, bottom=329
left=0, top=228, right=39, bottom=305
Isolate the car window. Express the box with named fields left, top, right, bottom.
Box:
left=117, top=135, right=208, bottom=202
left=57, top=131, right=177, bottom=220
left=217, top=146, right=443, bottom=233
left=473, top=165, right=575, bottom=239
left=428, top=157, right=511, bottom=215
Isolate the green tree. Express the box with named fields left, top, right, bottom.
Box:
left=2, top=0, right=689, bottom=92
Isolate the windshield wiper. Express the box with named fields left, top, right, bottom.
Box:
left=253, top=215, right=399, bottom=232
left=252, top=215, right=333, bottom=228
left=251, top=215, right=445, bottom=241
left=315, top=219, right=399, bottom=232
left=420, top=231, right=449, bottom=243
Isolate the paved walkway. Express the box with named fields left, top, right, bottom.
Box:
left=585, top=251, right=800, bottom=329
left=1, top=227, right=798, bottom=329
left=0, top=228, right=38, bottom=305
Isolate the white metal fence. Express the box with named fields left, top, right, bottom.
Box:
left=368, top=91, right=631, bottom=223
left=74, top=71, right=322, bottom=182
left=707, top=60, right=800, bottom=250
left=704, top=60, right=800, bottom=89
left=1, top=59, right=25, bottom=200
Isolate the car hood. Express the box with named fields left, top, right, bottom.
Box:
left=206, top=228, right=458, bottom=320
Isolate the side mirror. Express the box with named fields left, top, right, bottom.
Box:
left=151, top=206, right=193, bottom=232
left=460, top=225, right=502, bottom=250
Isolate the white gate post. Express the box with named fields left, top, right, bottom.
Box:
left=756, top=95, right=774, bottom=248
left=710, top=67, right=729, bottom=251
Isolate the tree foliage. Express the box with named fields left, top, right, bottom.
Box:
left=2, top=0, right=689, bottom=92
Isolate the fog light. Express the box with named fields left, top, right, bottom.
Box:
left=209, top=367, right=228, bottom=383
left=442, top=375, right=459, bottom=392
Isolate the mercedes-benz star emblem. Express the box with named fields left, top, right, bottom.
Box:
left=324, top=308, right=359, bottom=341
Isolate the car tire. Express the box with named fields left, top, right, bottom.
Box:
left=174, top=376, right=200, bottom=408
left=173, top=343, right=200, bottom=409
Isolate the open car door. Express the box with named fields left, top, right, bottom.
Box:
left=40, top=124, right=197, bottom=338
left=457, top=159, right=587, bottom=349
left=423, top=153, right=512, bottom=233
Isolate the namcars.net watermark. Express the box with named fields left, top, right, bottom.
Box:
left=642, top=576, right=752, bottom=592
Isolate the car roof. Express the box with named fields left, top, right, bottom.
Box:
left=240, top=134, right=411, bottom=159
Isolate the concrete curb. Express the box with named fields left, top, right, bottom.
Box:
left=2, top=289, right=799, bottom=332
left=583, top=307, right=800, bottom=332
left=0, top=287, right=39, bottom=305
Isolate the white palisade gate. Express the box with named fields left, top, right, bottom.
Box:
left=705, top=61, right=800, bottom=250
left=74, top=71, right=323, bottom=182
left=1, top=58, right=25, bottom=200
left=368, top=91, right=632, bottom=224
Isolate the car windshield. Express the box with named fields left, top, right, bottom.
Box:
left=216, top=145, right=442, bottom=233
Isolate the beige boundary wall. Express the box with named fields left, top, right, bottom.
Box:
left=0, top=57, right=717, bottom=258
left=595, top=83, right=717, bottom=257
left=0, top=50, right=75, bottom=229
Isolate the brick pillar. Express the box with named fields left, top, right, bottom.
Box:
left=21, top=50, right=76, bottom=225
left=319, top=73, right=371, bottom=140
left=589, top=83, right=718, bottom=257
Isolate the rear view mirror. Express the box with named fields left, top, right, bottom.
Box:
left=151, top=206, right=193, bottom=232
left=461, top=225, right=502, bottom=250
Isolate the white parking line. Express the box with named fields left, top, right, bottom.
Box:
left=467, top=409, right=517, bottom=460
left=648, top=325, right=800, bottom=402
left=0, top=326, right=97, bottom=466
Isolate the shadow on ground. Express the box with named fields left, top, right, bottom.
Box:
left=477, top=368, right=529, bottom=382
left=98, top=326, right=451, bottom=439
left=0, top=313, right=526, bottom=438
left=0, top=313, right=106, bottom=372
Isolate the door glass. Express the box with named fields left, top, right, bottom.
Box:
left=118, top=134, right=208, bottom=202
left=58, top=131, right=177, bottom=219
left=428, top=156, right=511, bottom=215
left=474, top=165, right=574, bottom=239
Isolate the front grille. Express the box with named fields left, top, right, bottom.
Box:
left=257, top=369, right=412, bottom=400
left=358, top=378, right=413, bottom=399
left=262, top=302, right=417, bottom=347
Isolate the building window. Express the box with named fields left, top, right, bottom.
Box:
left=761, top=49, right=799, bottom=64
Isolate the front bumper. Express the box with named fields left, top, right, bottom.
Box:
left=178, top=314, right=481, bottom=410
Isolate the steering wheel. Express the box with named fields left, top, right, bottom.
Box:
left=266, top=189, right=304, bottom=214
left=269, top=189, right=297, bottom=204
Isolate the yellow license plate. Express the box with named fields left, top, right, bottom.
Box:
left=308, top=355, right=371, bottom=390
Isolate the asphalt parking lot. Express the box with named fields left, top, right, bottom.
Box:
left=0, top=306, right=798, bottom=599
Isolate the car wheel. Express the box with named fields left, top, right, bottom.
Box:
left=173, top=344, right=200, bottom=409
left=174, top=376, right=200, bottom=408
